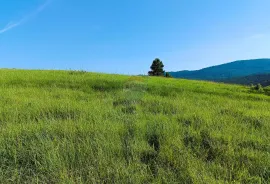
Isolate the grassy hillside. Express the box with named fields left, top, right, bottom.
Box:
left=170, top=59, right=270, bottom=81
left=221, top=73, right=270, bottom=87
left=0, top=69, right=269, bottom=183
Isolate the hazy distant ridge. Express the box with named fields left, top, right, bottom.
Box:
left=170, top=59, right=270, bottom=85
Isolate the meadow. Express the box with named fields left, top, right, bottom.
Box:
left=0, top=69, right=269, bottom=183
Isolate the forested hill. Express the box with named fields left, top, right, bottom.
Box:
left=170, top=59, right=270, bottom=81
left=221, top=73, right=270, bottom=87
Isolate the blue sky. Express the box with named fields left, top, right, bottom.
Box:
left=1, top=0, right=270, bottom=74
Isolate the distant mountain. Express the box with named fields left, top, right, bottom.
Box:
left=170, top=59, right=270, bottom=81
left=221, top=73, right=270, bottom=87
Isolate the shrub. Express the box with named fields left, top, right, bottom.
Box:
left=165, top=72, right=173, bottom=78
left=254, top=83, right=264, bottom=92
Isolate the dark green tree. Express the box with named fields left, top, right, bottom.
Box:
left=148, top=58, right=165, bottom=76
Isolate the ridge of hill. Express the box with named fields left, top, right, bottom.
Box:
left=170, top=59, right=270, bottom=81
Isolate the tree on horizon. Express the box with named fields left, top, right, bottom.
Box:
left=148, top=58, right=165, bottom=76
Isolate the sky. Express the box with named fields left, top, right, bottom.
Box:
left=1, top=0, right=270, bottom=74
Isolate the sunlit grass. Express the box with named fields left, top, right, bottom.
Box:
left=0, top=69, right=269, bottom=183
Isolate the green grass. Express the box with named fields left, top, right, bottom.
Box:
left=0, top=69, right=269, bottom=183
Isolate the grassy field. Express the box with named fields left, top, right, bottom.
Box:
left=0, top=69, right=269, bottom=183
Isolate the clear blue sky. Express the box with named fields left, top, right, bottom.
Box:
left=1, top=0, right=270, bottom=74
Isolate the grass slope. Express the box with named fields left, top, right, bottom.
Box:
left=170, top=58, right=270, bottom=81
left=0, top=69, right=269, bottom=183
